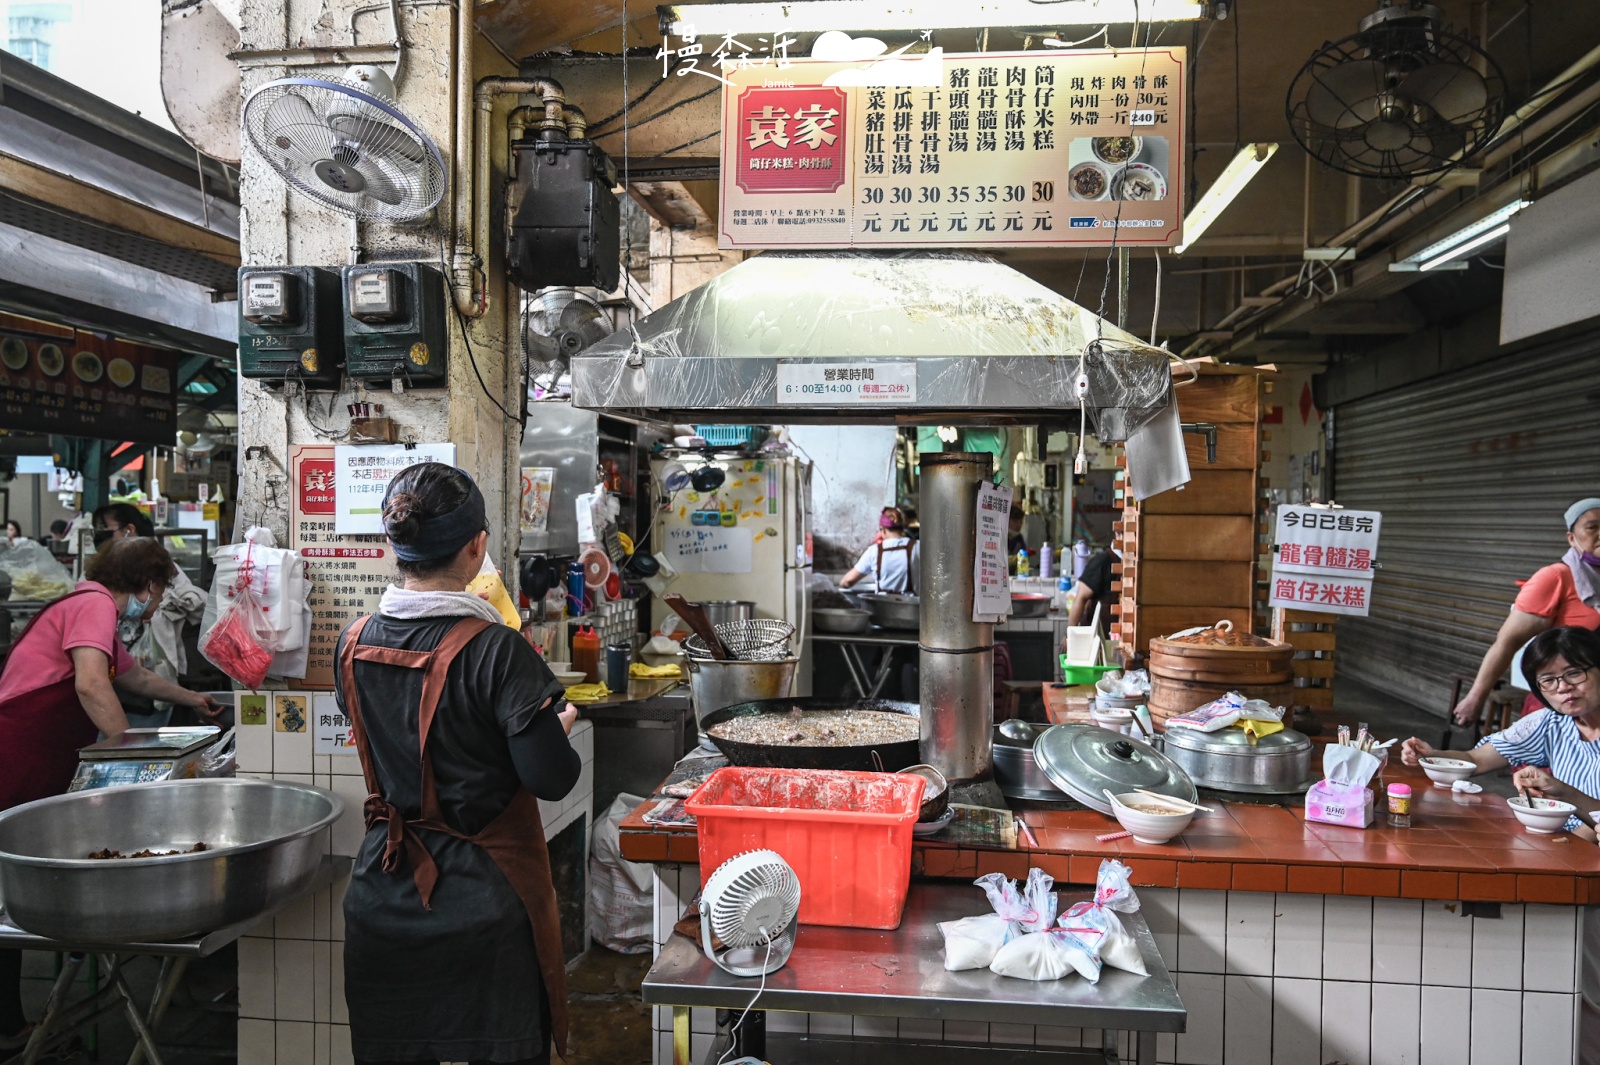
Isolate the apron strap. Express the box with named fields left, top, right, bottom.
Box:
left=415, top=619, right=492, bottom=822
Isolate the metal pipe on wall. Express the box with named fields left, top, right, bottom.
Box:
left=917, top=452, right=994, bottom=789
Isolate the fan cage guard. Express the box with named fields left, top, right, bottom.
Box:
left=243, top=76, right=447, bottom=221
left=701, top=849, right=801, bottom=977
left=1286, top=21, right=1506, bottom=179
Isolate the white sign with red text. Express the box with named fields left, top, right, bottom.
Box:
left=1269, top=505, right=1381, bottom=617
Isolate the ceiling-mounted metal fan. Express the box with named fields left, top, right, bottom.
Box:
left=1286, top=0, right=1506, bottom=179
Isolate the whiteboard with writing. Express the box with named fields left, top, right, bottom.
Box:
left=663, top=525, right=754, bottom=574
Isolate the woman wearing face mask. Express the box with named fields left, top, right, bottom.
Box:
left=0, top=537, right=220, bottom=1050
left=839, top=507, right=920, bottom=594
left=1451, top=498, right=1600, bottom=725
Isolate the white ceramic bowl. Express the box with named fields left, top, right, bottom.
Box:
left=545, top=660, right=572, bottom=673
left=1109, top=792, right=1195, bottom=844
left=1508, top=796, right=1576, bottom=833
left=1091, top=707, right=1134, bottom=733
left=1419, top=757, right=1476, bottom=787
left=552, top=669, right=587, bottom=687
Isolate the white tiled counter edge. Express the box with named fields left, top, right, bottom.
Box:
left=237, top=708, right=594, bottom=1065
left=649, top=867, right=1595, bottom=1065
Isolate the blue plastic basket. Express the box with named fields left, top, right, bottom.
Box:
left=694, top=425, right=767, bottom=449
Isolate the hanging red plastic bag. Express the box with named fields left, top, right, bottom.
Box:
left=200, top=546, right=276, bottom=689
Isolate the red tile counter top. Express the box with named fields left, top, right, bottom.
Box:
left=618, top=761, right=1600, bottom=904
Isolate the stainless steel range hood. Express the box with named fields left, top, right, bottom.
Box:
left=571, top=250, right=1171, bottom=426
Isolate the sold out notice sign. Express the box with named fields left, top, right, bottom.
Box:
left=1268, top=505, right=1381, bottom=617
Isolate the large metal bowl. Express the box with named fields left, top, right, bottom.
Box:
left=859, top=592, right=920, bottom=630
left=0, top=778, right=344, bottom=942
left=813, top=606, right=871, bottom=634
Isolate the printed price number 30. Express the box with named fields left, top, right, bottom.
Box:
left=861, top=183, right=1053, bottom=205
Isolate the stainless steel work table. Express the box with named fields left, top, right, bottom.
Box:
left=0, top=855, right=350, bottom=1065
left=810, top=628, right=920, bottom=699
left=643, top=881, right=1185, bottom=1065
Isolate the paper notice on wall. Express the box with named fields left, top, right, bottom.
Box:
left=974, top=481, right=1012, bottom=622
left=312, top=693, right=356, bottom=755
left=520, top=467, right=555, bottom=534
left=1268, top=504, right=1381, bottom=617
left=663, top=525, right=754, bottom=574
left=334, top=443, right=457, bottom=535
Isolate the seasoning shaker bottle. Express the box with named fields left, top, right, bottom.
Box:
left=606, top=642, right=631, bottom=692
left=572, top=624, right=602, bottom=684
left=1387, top=783, right=1412, bottom=828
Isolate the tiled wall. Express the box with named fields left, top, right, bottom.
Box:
left=647, top=869, right=1593, bottom=1065
left=236, top=702, right=594, bottom=1065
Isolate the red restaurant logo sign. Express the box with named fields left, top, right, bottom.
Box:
left=735, top=86, right=848, bottom=194
left=300, top=459, right=336, bottom=515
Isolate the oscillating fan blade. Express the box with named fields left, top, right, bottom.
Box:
left=350, top=154, right=407, bottom=206
left=328, top=113, right=427, bottom=163
left=1304, top=59, right=1384, bottom=129
left=1363, top=119, right=1413, bottom=152
left=264, top=92, right=331, bottom=165
left=1399, top=63, right=1489, bottom=124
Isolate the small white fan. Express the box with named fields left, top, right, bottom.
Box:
left=242, top=66, right=446, bottom=220
left=699, top=850, right=800, bottom=977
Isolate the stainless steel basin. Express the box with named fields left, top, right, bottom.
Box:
left=0, top=778, right=343, bottom=942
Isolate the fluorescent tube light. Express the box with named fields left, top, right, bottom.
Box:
left=663, top=0, right=1208, bottom=37
left=1402, top=199, right=1528, bottom=267
left=1172, top=142, right=1277, bottom=254
left=1419, top=222, right=1510, bottom=271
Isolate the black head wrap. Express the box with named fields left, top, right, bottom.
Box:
left=387, top=474, right=487, bottom=563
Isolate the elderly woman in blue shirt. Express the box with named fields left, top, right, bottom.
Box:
left=1403, top=626, right=1600, bottom=837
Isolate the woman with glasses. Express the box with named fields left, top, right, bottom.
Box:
left=1403, top=626, right=1600, bottom=835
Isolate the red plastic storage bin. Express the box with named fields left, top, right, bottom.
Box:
left=684, top=766, right=925, bottom=930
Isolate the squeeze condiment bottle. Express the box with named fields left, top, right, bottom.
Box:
left=572, top=624, right=602, bottom=684
left=1387, top=783, right=1412, bottom=828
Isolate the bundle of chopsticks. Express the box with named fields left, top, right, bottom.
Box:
left=1335, top=722, right=1391, bottom=753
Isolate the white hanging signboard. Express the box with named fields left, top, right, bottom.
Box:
left=775, top=361, right=918, bottom=404
left=1268, top=505, right=1381, bottom=617
left=973, top=481, right=1012, bottom=621
left=334, top=443, right=458, bottom=535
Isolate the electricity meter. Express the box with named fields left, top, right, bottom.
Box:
left=237, top=266, right=343, bottom=387
left=340, top=261, right=448, bottom=385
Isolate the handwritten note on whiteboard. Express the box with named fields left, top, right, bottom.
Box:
left=663, top=525, right=754, bottom=574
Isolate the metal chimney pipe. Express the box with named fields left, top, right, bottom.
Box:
left=917, top=452, right=995, bottom=790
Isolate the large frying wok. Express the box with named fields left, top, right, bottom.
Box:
left=699, top=697, right=922, bottom=771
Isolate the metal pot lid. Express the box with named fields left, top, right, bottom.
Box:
left=1031, top=724, right=1197, bottom=815
left=1161, top=726, right=1312, bottom=757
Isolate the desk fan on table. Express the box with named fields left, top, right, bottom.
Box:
left=699, top=850, right=800, bottom=977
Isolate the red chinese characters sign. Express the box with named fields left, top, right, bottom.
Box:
left=719, top=48, right=1186, bottom=250
left=1268, top=505, right=1382, bottom=618
left=735, top=87, right=848, bottom=193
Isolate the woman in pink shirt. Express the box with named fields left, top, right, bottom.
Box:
left=0, top=537, right=218, bottom=1049
left=1452, top=499, right=1600, bottom=724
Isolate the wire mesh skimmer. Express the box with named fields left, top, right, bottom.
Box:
left=684, top=620, right=797, bottom=662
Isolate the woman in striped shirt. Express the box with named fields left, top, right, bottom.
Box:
left=1402, top=626, right=1600, bottom=837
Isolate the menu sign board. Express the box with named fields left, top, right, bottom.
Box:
left=291, top=445, right=394, bottom=689
left=1268, top=505, right=1381, bottom=618
left=718, top=48, right=1186, bottom=250
left=0, top=327, right=179, bottom=447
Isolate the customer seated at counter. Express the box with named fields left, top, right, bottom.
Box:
left=1404, top=626, right=1600, bottom=837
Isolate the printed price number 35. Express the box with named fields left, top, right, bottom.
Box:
left=861, top=183, right=1052, bottom=205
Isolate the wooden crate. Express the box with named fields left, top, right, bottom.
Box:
left=1270, top=607, right=1337, bottom=714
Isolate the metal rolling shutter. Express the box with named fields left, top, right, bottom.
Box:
left=1333, top=332, right=1600, bottom=714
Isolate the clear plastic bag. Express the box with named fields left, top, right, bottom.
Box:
left=939, top=868, right=1058, bottom=971
left=989, top=929, right=1103, bottom=982
left=1056, top=859, right=1147, bottom=976
left=0, top=539, right=74, bottom=602
left=199, top=593, right=276, bottom=689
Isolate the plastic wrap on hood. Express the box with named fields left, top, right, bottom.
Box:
left=1081, top=337, right=1176, bottom=444
left=569, top=250, right=1172, bottom=425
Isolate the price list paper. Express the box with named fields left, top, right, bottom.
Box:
left=974, top=481, right=1013, bottom=622
left=291, top=445, right=396, bottom=689
left=718, top=48, right=1186, bottom=250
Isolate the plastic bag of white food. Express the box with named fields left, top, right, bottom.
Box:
left=938, top=868, right=1058, bottom=971
left=989, top=929, right=1103, bottom=982
left=1057, top=859, right=1148, bottom=976
left=1163, top=691, right=1246, bottom=732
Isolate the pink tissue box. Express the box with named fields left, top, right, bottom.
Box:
left=1305, top=780, right=1374, bottom=828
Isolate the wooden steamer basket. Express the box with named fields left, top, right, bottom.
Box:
left=1147, top=621, right=1296, bottom=730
